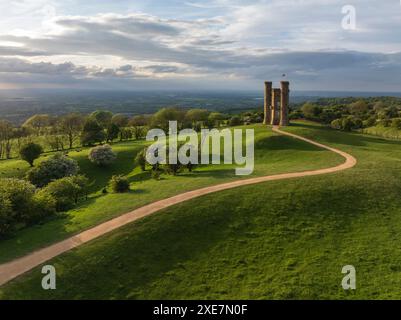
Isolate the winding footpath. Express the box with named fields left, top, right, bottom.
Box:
left=0, top=127, right=357, bottom=287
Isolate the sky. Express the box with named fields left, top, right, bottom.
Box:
left=0, top=0, right=401, bottom=92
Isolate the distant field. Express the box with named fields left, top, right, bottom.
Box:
left=4, top=122, right=401, bottom=299
left=0, top=90, right=263, bottom=124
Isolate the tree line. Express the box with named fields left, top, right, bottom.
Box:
left=0, top=108, right=243, bottom=160
left=291, top=97, right=401, bottom=131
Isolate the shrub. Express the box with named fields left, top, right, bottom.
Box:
left=0, top=194, right=13, bottom=237
left=0, top=178, right=56, bottom=235
left=88, top=144, right=116, bottom=166
left=26, top=153, right=79, bottom=187
left=330, top=119, right=342, bottom=130
left=19, top=142, right=43, bottom=167
left=135, top=148, right=147, bottom=171
left=378, top=119, right=392, bottom=127
left=109, top=175, right=130, bottom=193
left=363, top=116, right=377, bottom=128
left=151, top=169, right=161, bottom=180
left=29, top=192, right=57, bottom=224
left=341, top=117, right=355, bottom=131
left=40, top=175, right=88, bottom=211
left=391, top=118, right=401, bottom=130
left=0, top=178, right=36, bottom=223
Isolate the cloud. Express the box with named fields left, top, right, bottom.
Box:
left=1, top=1, right=401, bottom=91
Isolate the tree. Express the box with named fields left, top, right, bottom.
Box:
left=373, top=101, right=386, bottom=112
left=13, top=127, right=31, bottom=152
left=89, top=110, right=113, bottom=129
left=88, top=144, right=116, bottom=166
left=47, top=135, right=65, bottom=151
left=112, top=114, right=129, bottom=141
left=341, top=117, right=355, bottom=131
left=19, top=142, right=43, bottom=167
left=23, top=114, right=51, bottom=135
left=109, top=175, right=130, bottom=193
left=81, top=119, right=105, bottom=146
left=60, top=113, right=85, bottom=149
left=301, top=103, right=321, bottom=119
left=185, top=109, right=210, bottom=129
left=0, top=120, right=14, bottom=159
left=26, top=153, right=79, bottom=187
left=112, top=114, right=129, bottom=127
left=208, top=112, right=226, bottom=128
left=349, top=100, right=369, bottom=116
left=150, top=108, right=186, bottom=132
left=229, top=116, right=242, bottom=126
left=129, top=115, right=148, bottom=140
left=106, top=123, right=120, bottom=143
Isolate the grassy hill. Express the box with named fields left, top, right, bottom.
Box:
left=0, top=124, right=342, bottom=264
left=2, top=122, right=401, bottom=299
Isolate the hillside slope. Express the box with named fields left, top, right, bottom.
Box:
left=2, top=122, right=401, bottom=299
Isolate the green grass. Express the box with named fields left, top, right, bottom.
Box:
left=362, top=125, right=401, bottom=140
left=0, top=124, right=342, bottom=264
left=2, top=121, right=401, bottom=299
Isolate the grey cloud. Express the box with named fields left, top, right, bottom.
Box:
left=144, top=65, right=180, bottom=73
left=56, top=14, right=181, bottom=36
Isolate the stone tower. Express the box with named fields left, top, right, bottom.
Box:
left=263, top=81, right=272, bottom=125
left=263, top=81, right=290, bottom=126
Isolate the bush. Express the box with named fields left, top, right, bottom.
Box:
left=391, top=118, right=401, bottom=130
left=377, top=119, right=392, bottom=127
left=151, top=169, right=161, bottom=180
left=135, top=148, right=147, bottom=171
left=109, top=175, right=130, bottom=193
left=341, top=118, right=353, bottom=131
left=363, top=116, right=376, bottom=128
left=0, top=178, right=56, bottom=236
left=0, top=194, right=13, bottom=237
left=229, top=116, right=242, bottom=126
left=26, top=153, right=79, bottom=187
left=88, top=144, right=116, bottom=166
left=330, top=119, right=342, bottom=130
left=40, top=175, right=88, bottom=211
left=19, top=142, right=43, bottom=167
left=29, top=192, right=57, bottom=224
left=0, top=178, right=36, bottom=223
